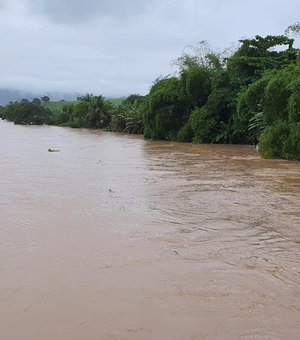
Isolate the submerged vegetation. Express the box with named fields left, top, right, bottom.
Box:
left=142, top=35, right=300, bottom=161
left=0, top=102, right=52, bottom=125
left=1, top=31, right=300, bottom=161
left=0, top=95, right=145, bottom=134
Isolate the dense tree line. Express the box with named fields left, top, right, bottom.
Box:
left=48, top=94, right=144, bottom=134
left=0, top=93, right=145, bottom=134
left=142, top=35, right=300, bottom=160
left=0, top=102, right=52, bottom=125
left=1, top=32, right=300, bottom=160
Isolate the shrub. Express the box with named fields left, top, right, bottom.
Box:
left=259, top=122, right=290, bottom=159
left=2, top=102, right=52, bottom=125
left=189, top=107, right=217, bottom=143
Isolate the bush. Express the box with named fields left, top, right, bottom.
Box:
left=283, top=122, right=300, bottom=160
left=177, top=122, right=193, bottom=142
left=50, top=104, right=74, bottom=125
left=287, top=78, right=300, bottom=123
left=189, top=107, right=217, bottom=143
left=184, top=66, right=211, bottom=106
left=2, top=102, right=52, bottom=125
left=144, top=77, right=184, bottom=139
left=233, top=77, right=268, bottom=142
left=259, top=122, right=300, bottom=161
left=111, top=105, right=143, bottom=134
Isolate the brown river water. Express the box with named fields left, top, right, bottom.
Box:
left=1, top=119, right=300, bottom=340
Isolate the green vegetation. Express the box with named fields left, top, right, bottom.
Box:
left=42, top=98, right=123, bottom=113
left=111, top=95, right=144, bottom=134
left=142, top=34, right=300, bottom=160
left=0, top=94, right=143, bottom=134
left=1, top=30, right=300, bottom=161
left=107, top=98, right=125, bottom=107
left=0, top=102, right=52, bottom=125
left=42, top=101, right=78, bottom=112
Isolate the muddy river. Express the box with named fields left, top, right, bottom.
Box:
left=0, top=119, right=300, bottom=339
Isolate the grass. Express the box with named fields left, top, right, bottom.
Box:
left=43, top=101, right=77, bottom=112
left=43, top=98, right=124, bottom=112
left=107, top=98, right=124, bottom=106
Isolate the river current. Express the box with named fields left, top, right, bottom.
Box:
left=1, top=120, right=300, bottom=339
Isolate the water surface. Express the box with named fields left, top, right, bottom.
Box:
left=1, top=120, right=299, bottom=339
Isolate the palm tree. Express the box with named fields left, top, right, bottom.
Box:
left=87, top=95, right=113, bottom=128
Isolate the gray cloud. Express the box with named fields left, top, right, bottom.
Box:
left=30, top=0, right=157, bottom=23
left=0, top=0, right=299, bottom=98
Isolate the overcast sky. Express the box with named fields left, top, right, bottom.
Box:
left=0, top=0, right=299, bottom=97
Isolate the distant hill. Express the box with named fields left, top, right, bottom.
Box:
left=0, top=89, right=26, bottom=105
left=0, top=88, right=80, bottom=106
left=0, top=89, right=126, bottom=106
